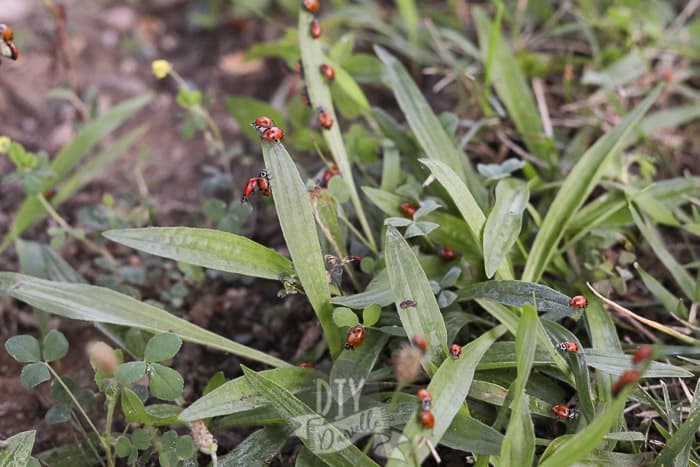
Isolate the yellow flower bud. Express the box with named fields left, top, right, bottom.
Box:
left=151, top=59, right=172, bottom=80
left=0, top=136, right=11, bottom=153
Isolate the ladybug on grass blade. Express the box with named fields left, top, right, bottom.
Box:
left=417, top=388, right=432, bottom=410
left=437, top=246, right=457, bottom=261
left=251, top=116, right=274, bottom=134
left=320, top=165, right=339, bottom=187
left=412, top=335, right=427, bottom=353
left=262, top=126, right=284, bottom=142
left=400, top=300, right=417, bottom=309
left=569, top=295, right=587, bottom=309
left=310, top=18, right=322, bottom=39
left=419, top=409, right=434, bottom=429
left=632, top=346, right=653, bottom=365
left=552, top=404, right=577, bottom=420
left=450, top=344, right=462, bottom=358
left=320, top=63, right=335, bottom=81
left=300, top=86, right=311, bottom=107
left=612, top=369, right=640, bottom=395
left=344, top=325, right=365, bottom=350
left=303, top=0, right=320, bottom=13
left=257, top=170, right=271, bottom=196
left=557, top=341, right=579, bottom=353
left=241, top=178, right=259, bottom=203
left=317, top=106, right=333, bottom=130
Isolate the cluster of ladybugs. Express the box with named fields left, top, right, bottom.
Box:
left=298, top=0, right=336, bottom=131
left=400, top=203, right=457, bottom=260
left=240, top=116, right=283, bottom=203
left=0, top=24, right=19, bottom=63
left=294, top=59, right=335, bottom=130
left=612, top=345, right=652, bottom=395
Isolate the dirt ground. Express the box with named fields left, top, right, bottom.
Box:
left=0, top=0, right=321, bottom=457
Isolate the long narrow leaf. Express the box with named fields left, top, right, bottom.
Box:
left=386, top=325, right=506, bottom=466
left=1, top=93, right=153, bottom=251
left=385, top=226, right=448, bottom=364
left=299, top=11, right=375, bottom=251
left=0, top=273, right=289, bottom=368
left=241, top=366, right=378, bottom=467
left=218, top=426, right=291, bottom=467
left=483, top=179, right=529, bottom=278
left=375, top=46, right=487, bottom=206
left=262, top=141, right=343, bottom=358
left=522, top=84, right=662, bottom=282
left=104, top=227, right=293, bottom=280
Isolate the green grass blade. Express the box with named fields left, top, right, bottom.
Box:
left=385, top=226, right=448, bottom=364
left=375, top=46, right=487, bottom=206
left=385, top=325, right=506, bottom=466
left=473, top=7, right=555, bottom=165
left=629, top=201, right=696, bottom=301
left=499, top=304, right=536, bottom=467
left=458, top=280, right=571, bottom=313
left=0, top=273, right=289, bottom=368
left=218, top=426, right=291, bottom=467
left=241, top=366, right=379, bottom=467
left=179, top=368, right=320, bottom=421
left=522, top=84, right=663, bottom=283
left=262, top=141, right=343, bottom=358
left=483, top=179, right=529, bottom=278
left=1, top=93, right=153, bottom=251
left=104, top=227, right=293, bottom=280
left=0, top=430, right=36, bottom=465
left=53, top=125, right=148, bottom=206
left=419, top=159, right=513, bottom=279
left=379, top=140, right=401, bottom=192
left=441, top=409, right=503, bottom=455
left=299, top=11, right=376, bottom=251
left=635, top=263, right=688, bottom=318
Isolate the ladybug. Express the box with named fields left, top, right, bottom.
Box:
left=320, top=63, right=335, bottom=81
left=412, top=335, right=428, bottom=352
left=310, top=18, right=322, bottom=39
left=251, top=116, right=274, bottom=132
left=241, top=178, right=259, bottom=203
left=300, top=86, right=311, bottom=107
left=257, top=170, right=271, bottom=196
left=632, top=346, right=653, bottom=365
left=400, top=300, right=417, bottom=309
left=450, top=344, right=462, bottom=358
left=417, top=388, right=432, bottom=410
left=299, top=362, right=316, bottom=368
left=612, top=369, right=640, bottom=395
left=295, top=59, right=304, bottom=77
left=419, top=409, right=435, bottom=429
left=44, top=188, right=57, bottom=201
left=399, top=203, right=418, bottom=219
left=262, top=126, right=284, bottom=142
left=437, top=246, right=457, bottom=261
left=0, top=24, right=18, bottom=60
left=344, top=325, right=365, bottom=350
left=569, top=295, right=587, bottom=309
left=317, top=106, right=333, bottom=130
left=552, top=404, right=577, bottom=420
left=557, top=341, right=579, bottom=353
left=302, top=0, right=320, bottom=13
left=320, top=165, right=339, bottom=187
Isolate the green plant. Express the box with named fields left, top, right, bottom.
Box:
left=3, top=1, right=700, bottom=465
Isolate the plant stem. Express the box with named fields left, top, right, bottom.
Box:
left=46, top=364, right=115, bottom=467
left=36, top=194, right=117, bottom=265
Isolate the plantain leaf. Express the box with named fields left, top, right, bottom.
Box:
left=457, top=280, right=571, bottom=313
left=385, top=226, right=448, bottom=364
left=262, top=141, right=343, bottom=358
left=104, top=227, right=293, bottom=280
left=483, top=179, right=529, bottom=278
left=0, top=273, right=289, bottom=368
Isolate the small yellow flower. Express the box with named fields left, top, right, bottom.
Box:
left=0, top=135, right=11, bottom=153
left=151, top=59, right=172, bottom=80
